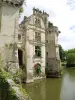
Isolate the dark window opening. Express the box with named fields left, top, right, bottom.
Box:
left=18, top=34, right=21, bottom=40
left=35, top=32, right=41, bottom=41
left=46, top=40, right=48, bottom=43
left=35, top=18, right=40, bottom=25
left=46, top=63, right=48, bottom=66
left=15, top=4, right=19, bottom=7
left=38, top=19, right=40, bottom=23
left=49, top=30, right=51, bottom=33
left=35, top=18, right=37, bottom=24
left=6, top=0, right=9, bottom=3
left=35, top=46, right=41, bottom=57
left=47, top=52, right=48, bottom=56
left=18, top=49, right=23, bottom=66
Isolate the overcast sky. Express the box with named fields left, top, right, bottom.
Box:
left=20, top=0, right=75, bottom=50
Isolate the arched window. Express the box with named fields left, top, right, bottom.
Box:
left=34, top=63, right=41, bottom=75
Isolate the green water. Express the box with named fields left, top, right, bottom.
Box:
left=24, top=68, right=75, bottom=100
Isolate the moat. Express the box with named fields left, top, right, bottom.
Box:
left=23, top=68, right=75, bottom=100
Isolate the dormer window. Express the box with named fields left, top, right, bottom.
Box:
left=35, top=18, right=40, bottom=26
left=35, top=32, right=41, bottom=41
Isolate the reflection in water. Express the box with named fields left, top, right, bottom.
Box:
left=23, top=68, right=75, bottom=100
left=60, top=68, right=75, bottom=100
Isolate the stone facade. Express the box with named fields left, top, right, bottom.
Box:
left=0, top=0, right=24, bottom=73
left=46, top=22, right=61, bottom=77
left=19, top=8, right=61, bottom=82
left=0, top=2, right=61, bottom=83
left=19, top=8, right=47, bottom=83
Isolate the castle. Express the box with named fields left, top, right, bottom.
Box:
left=19, top=8, right=61, bottom=82
left=0, top=1, right=61, bottom=83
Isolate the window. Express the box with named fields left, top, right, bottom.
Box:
left=35, top=32, right=41, bottom=41
left=18, top=34, right=21, bottom=40
left=46, top=40, right=48, bottom=43
left=38, top=19, right=40, bottom=24
left=35, top=18, right=37, bottom=24
left=35, top=46, right=41, bottom=57
left=47, top=52, right=48, bottom=56
left=35, top=18, right=40, bottom=25
left=46, top=63, right=48, bottom=66
left=49, top=30, right=51, bottom=34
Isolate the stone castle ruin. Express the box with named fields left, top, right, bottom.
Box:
left=0, top=0, right=24, bottom=74
left=0, top=1, right=61, bottom=83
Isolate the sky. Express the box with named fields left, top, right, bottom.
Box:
left=20, top=0, right=75, bottom=50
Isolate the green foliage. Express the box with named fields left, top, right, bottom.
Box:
left=13, top=68, right=26, bottom=84
left=65, top=48, right=75, bottom=66
left=59, top=45, right=66, bottom=61
left=0, top=54, right=18, bottom=100
left=0, top=54, right=2, bottom=69
left=48, top=22, right=53, bottom=27
left=19, top=7, right=23, bottom=14
left=65, top=48, right=75, bottom=54
left=0, top=70, right=19, bottom=100
left=13, top=69, right=22, bottom=84
left=66, top=53, right=75, bottom=65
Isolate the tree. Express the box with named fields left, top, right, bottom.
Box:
left=66, top=53, right=75, bottom=67
left=59, top=45, right=65, bottom=61
left=65, top=48, right=75, bottom=67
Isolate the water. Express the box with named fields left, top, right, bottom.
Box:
left=23, top=68, right=75, bottom=100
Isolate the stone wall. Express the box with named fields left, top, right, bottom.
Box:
left=0, top=3, right=20, bottom=74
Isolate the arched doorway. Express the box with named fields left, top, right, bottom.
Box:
left=34, top=63, right=41, bottom=75
left=18, top=49, right=23, bottom=66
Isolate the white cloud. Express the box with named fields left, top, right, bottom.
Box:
left=20, top=0, right=75, bottom=50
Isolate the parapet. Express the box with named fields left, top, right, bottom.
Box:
left=0, top=0, right=24, bottom=7
left=33, top=7, right=49, bottom=17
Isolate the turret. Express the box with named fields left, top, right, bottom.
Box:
left=42, top=10, right=49, bottom=28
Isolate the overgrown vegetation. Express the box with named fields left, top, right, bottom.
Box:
left=59, top=45, right=66, bottom=61
left=0, top=53, right=30, bottom=100
left=0, top=54, right=19, bottom=100
left=0, top=71, right=19, bottom=100
left=13, top=67, right=26, bottom=84
left=19, top=7, right=24, bottom=14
